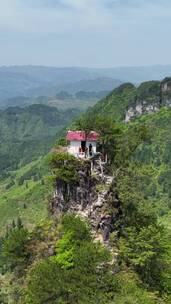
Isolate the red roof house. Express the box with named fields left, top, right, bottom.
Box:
left=66, top=130, right=100, bottom=157
left=66, top=131, right=99, bottom=142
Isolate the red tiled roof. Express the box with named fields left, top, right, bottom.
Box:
left=66, top=131, right=99, bottom=141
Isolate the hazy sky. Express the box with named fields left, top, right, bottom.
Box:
left=0, top=0, right=171, bottom=67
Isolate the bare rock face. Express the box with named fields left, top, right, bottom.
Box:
left=161, top=77, right=171, bottom=107
left=125, top=102, right=160, bottom=122
left=49, top=159, right=121, bottom=246
left=161, top=77, right=171, bottom=93
left=125, top=78, right=171, bottom=122
left=50, top=161, right=96, bottom=214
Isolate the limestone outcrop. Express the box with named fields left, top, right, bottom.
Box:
left=125, top=78, right=171, bottom=122
left=49, top=158, right=121, bottom=246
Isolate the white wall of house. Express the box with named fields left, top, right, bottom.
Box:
left=68, top=141, right=81, bottom=155
left=68, top=140, right=97, bottom=156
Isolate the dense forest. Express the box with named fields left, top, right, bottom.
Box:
left=0, top=79, right=171, bottom=303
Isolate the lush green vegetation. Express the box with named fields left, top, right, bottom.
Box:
left=72, top=94, right=171, bottom=302
left=1, top=215, right=165, bottom=304
left=48, top=152, right=80, bottom=185
left=0, top=104, right=81, bottom=177
left=1, top=106, right=171, bottom=302
left=0, top=98, right=97, bottom=234
left=80, top=79, right=167, bottom=123
left=0, top=79, right=171, bottom=303
left=75, top=81, right=171, bottom=222
left=0, top=158, right=53, bottom=234
left=83, top=83, right=136, bottom=122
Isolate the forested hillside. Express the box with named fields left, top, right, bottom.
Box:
left=84, top=78, right=171, bottom=122
left=0, top=93, right=99, bottom=111
left=0, top=102, right=82, bottom=233
left=0, top=104, right=80, bottom=177
left=78, top=78, right=171, bottom=223
left=0, top=79, right=171, bottom=303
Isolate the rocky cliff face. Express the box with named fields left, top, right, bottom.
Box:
left=49, top=158, right=121, bottom=246
left=125, top=78, right=171, bottom=122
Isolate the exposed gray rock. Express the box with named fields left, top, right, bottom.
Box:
left=125, top=101, right=160, bottom=122
left=125, top=78, right=171, bottom=122
left=50, top=159, right=120, bottom=247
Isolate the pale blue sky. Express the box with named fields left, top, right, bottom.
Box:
left=0, top=0, right=171, bottom=67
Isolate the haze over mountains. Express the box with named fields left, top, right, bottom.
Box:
left=1, top=65, right=171, bottom=107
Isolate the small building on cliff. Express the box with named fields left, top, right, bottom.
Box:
left=66, top=130, right=99, bottom=158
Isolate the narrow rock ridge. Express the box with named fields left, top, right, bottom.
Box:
left=50, top=158, right=121, bottom=247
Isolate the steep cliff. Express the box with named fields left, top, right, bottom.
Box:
left=49, top=155, right=121, bottom=246
left=125, top=78, right=171, bottom=122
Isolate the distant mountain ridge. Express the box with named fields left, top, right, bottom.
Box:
left=0, top=66, right=121, bottom=103
left=0, top=65, right=171, bottom=106
left=1, top=64, right=171, bottom=82
left=56, top=77, right=121, bottom=94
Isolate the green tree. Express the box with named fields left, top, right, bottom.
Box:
left=119, top=225, right=170, bottom=291
left=2, top=227, right=30, bottom=271
left=25, top=215, right=117, bottom=304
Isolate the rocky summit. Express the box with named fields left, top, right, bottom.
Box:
left=50, top=156, right=121, bottom=247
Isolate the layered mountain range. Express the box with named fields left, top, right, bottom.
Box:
left=1, top=65, right=171, bottom=107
